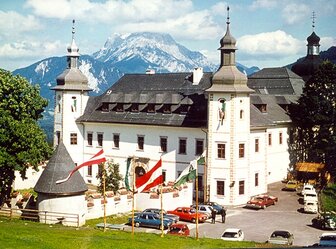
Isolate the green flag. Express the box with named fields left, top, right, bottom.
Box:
left=125, top=157, right=132, bottom=191
left=173, top=162, right=197, bottom=188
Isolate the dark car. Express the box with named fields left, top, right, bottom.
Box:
left=128, top=212, right=172, bottom=230
left=204, top=201, right=225, bottom=214
left=312, top=215, right=336, bottom=230
left=142, top=208, right=179, bottom=223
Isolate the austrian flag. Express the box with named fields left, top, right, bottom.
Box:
left=56, top=149, right=106, bottom=184
left=136, top=158, right=163, bottom=193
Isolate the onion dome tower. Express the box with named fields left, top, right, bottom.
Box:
left=34, top=142, right=88, bottom=226
left=291, top=12, right=323, bottom=82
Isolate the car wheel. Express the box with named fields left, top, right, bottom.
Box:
left=135, top=222, right=140, bottom=228
left=191, top=218, right=196, bottom=223
left=321, top=224, right=325, bottom=230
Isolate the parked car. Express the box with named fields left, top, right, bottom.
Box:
left=304, top=201, right=318, bottom=213
left=283, top=180, right=299, bottom=191
left=301, top=184, right=316, bottom=196
left=267, top=230, right=294, bottom=245
left=245, top=195, right=277, bottom=209
left=190, top=204, right=213, bottom=218
left=319, top=232, right=336, bottom=247
left=312, top=214, right=336, bottom=230
left=142, top=208, right=179, bottom=223
left=303, top=190, right=318, bottom=203
left=204, top=201, right=225, bottom=214
left=128, top=212, right=172, bottom=230
left=221, top=228, right=244, bottom=241
left=167, top=223, right=190, bottom=236
left=167, top=207, right=208, bottom=223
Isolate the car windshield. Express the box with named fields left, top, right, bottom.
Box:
left=223, top=232, right=238, bottom=238
left=170, top=227, right=182, bottom=232
left=320, top=235, right=336, bottom=241
left=271, top=231, right=290, bottom=238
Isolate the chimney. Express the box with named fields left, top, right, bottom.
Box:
left=192, top=67, right=203, bottom=84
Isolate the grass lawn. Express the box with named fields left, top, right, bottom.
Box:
left=0, top=217, right=271, bottom=249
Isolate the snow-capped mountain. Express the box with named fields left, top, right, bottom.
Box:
left=93, top=32, right=217, bottom=73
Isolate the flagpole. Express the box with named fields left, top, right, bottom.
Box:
left=132, top=156, right=135, bottom=236
left=195, top=160, right=199, bottom=240
left=160, top=182, right=164, bottom=237
left=102, top=162, right=107, bottom=232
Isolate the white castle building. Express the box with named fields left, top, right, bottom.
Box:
left=51, top=13, right=305, bottom=207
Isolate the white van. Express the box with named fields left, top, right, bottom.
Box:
left=304, top=201, right=318, bottom=213
left=304, top=190, right=318, bottom=203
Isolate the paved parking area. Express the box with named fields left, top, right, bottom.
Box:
left=124, top=182, right=326, bottom=246
left=191, top=181, right=323, bottom=246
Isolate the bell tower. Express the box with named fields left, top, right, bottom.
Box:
left=206, top=7, right=254, bottom=205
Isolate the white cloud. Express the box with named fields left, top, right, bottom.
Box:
left=210, top=1, right=228, bottom=16
left=250, top=0, right=278, bottom=10
left=238, top=30, right=304, bottom=59
left=320, top=37, right=336, bottom=51
left=0, top=40, right=63, bottom=58
left=0, top=11, right=42, bottom=38
left=281, top=3, right=310, bottom=25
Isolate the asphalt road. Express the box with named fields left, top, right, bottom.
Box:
left=124, top=182, right=328, bottom=246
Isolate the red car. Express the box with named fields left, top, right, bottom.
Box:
left=167, top=207, right=208, bottom=223
left=167, top=223, right=190, bottom=236
left=245, top=195, right=277, bottom=209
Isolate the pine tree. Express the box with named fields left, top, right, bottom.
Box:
left=288, top=61, right=336, bottom=178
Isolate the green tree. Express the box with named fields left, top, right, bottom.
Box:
left=0, top=69, right=52, bottom=205
left=288, top=61, right=336, bottom=179
left=96, top=160, right=123, bottom=193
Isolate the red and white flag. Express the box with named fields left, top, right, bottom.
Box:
left=136, top=158, right=163, bottom=193
left=56, top=149, right=106, bottom=184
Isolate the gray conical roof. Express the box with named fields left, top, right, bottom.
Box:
left=34, top=142, right=88, bottom=196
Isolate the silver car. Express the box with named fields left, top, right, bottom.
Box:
left=190, top=204, right=213, bottom=219
left=267, top=230, right=294, bottom=245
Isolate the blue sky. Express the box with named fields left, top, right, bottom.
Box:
left=0, top=0, right=335, bottom=71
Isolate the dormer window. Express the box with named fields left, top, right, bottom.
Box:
left=147, top=104, right=155, bottom=113
left=131, top=103, right=139, bottom=113
left=255, top=104, right=267, bottom=113
left=279, top=104, right=289, bottom=112
left=115, top=103, right=124, bottom=112
left=102, top=103, right=109, bottom=112
left=179, top=105, right=188, bottom=114
left=162, top=104, right=171, bottom=114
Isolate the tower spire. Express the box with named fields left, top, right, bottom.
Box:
left=311, top=11, right=316, bottom=31
left=227, top=6, right=230, bottom=25
left=72, top=19, right=75, bottom=40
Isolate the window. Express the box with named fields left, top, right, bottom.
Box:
left=240, top=110, right=244, bottom=119
left=87, top=165, right=92, bottom=176
left=180, top=105, right=188, bottom=114
left=198, top=175, right=203, bottom=190
left=87, top=132, right=93, bottom=146
left=162, top=104, right=171, bottom=114
left=268, top=133, right=272, bottom=146
left=98, top=164, right=103, bottom=176
left=101, top=103, right=109, bottom=112
left=217, top=181, right=224, bottom=195
left=71, top=96, right=77, bottom=112
left=131, top=103, right=139, bottom=113
left=115, top=103, right=124, bottom=112
left=160, top=137, right=167, bottom=153
left=147, top=104, right=155, bottom=113
left=97, top=133, right=103, bottom=147
left=195, top=139, right=203, bottom=156
left=255, top=173, right=259, bottom=187
left=162, top=170, right=166, bottom=182
left=179, top=138, right=187, bottom=154
left=279, top=132, right=283, bottom=145
left=113, top=134, right=120, bottom=148
left=239, top=143, right=245, bottom=158
left=70, top=133, right=77, bottom=145
left=255, top=139, right=259, bottom=153
left=239, top=180, right=245, bottom=195
left=138, top=135, right=144, bottom=150
left=56, top=131, right=60, bottom=145
left=217, top=143, right=225, bottom=159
